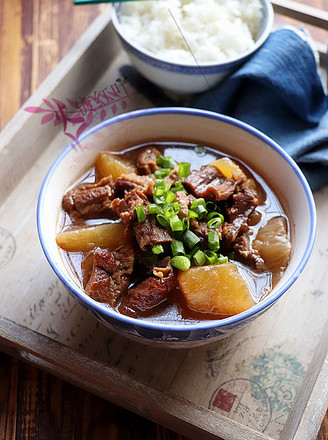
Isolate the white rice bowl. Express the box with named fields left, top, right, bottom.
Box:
left=119, top=0, right=263, bottom=64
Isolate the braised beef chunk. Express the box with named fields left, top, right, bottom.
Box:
left=86, top=244, right=135, bottom=306
left=137, top=147, right=161, bottom=174
left=174, top=191, right=195, bottom=219
left=63, top=176, right=114, bottom=216
left=233, top=234, right=264, bottom=267
left=111, top=189, right=148, bottom=223
left=165, top=165, right=180, bottom=186
left=220, top=188, right=259, bottom=249
left=221, top=216, right=249, bottom=248
left=120, top=272, right=178, bottom=317
left=133, top=217, right=174, bottom=251
left=183, top=166, right=244, bottom=202
left=115, top=173, right=155, bottom=197
left=189, top=218, right=222, bottom=241
left=225, top=189, right=259, bottom=222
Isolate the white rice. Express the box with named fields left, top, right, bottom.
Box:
left=118, top=0, right=262, bottom=64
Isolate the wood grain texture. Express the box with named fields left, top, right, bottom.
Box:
left=0, top=0, right=327, bottom=439
left=0, top=350, right=191, bottom=440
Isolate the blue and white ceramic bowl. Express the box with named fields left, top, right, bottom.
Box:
left=112, top=1, right=274, bottom=94
left=37, top=108, right=316, bottom=347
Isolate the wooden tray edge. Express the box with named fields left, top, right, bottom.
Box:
left=0, top=315, right=274, bottom=440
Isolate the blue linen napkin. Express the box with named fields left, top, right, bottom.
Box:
left=190, top=28, right=328, bottom=190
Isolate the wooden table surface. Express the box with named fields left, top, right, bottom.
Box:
left=1, top=1, right=328, bottom=439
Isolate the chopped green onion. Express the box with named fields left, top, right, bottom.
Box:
left=165, top=191, right=175, bottom=204
left=190, top=198, right=208, bottom=219
left=205, top=201, right=217, bottom=212
left=135, top=205, right=146, bottom=223
left=154, top=187, right=166, bottom=197
left=190, top=198, right=206, bottom=209
left=171, top=180, right=186, bottom=194
left=193, top=250, right=206, bottom=266
left=152, top=244, right=164, bottom=255
left=182, top=217, right=190, bottom=232
left=171, top=256, right=191, bottom=271
left=217, top=255, right=229, bottom=264
left=164, top=206, right=176, bottom=219
left=147, top=204, right=162, bottom=215
left=156, top=214, right=169, bottom=228
left=204, top=250, right=218, bottom=265
left=207, top=211, right=221, bottom=220
left=208, top=215, right=224, bottom=229
left=171, top=241, right=185, bottom=257
left=192, top=205, right=208, bottom=219
left=190, top=245, right=201, bottom=256
left=188, top=210, right=198, bottom=219
left=157, top=155, right=177, bottom=170
left=172, top=202, right=180, bottom=214
left=208, top=231, right=220, bottom=252
left=178, top=162, right=191, bottom=178
left=154, top=168, right=170, bottom=179
left=181, top=230, right=200, bottom=249
left=155, top=178, right=166, bottom=188
left=170, top=215, right=184, bottom=232
left=153, top=195, right=166, bottom=207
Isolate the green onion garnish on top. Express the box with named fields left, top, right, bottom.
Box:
left=171, top=240, right=185, bottom=257
left=188, top=209, right=198, bottom=219
left=207, top=215, right=224, bottom=229
left=147, top=203, right=161, bottom=215
left=154, top=168, right=171, bottom=179
left=152, top=244, right=164, bottom=255
left=190, top=198, right=206, bottom=209
left=144, top=153, right=229, bottom=270
left=165, top=191, right=175, bottom=204
left=178, top=162, right=191, bottom=178
left=135, top=205, right=146, bottom=223
left=156, top=213, right=169, bottom=228
left=170, top=215, right=184, bottom=232
left=217, top=255, right=229, bottom=264
left=208, top=231, right=220, bottom=252
left=207, top=211, right=222, bottom=220
left=204, top=250, right=218, bottom=265
left=171, top=180, right=186, bottom=194
left=157, top=155, right=177, bottom=170
left=181, top=230, right=200, bottom=249
left=193, top=249, right=206, bottom=266
left=171, top=255, right=191, bottom=271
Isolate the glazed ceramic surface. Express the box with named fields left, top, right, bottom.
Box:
left=37, top=108, right=316, bottom=347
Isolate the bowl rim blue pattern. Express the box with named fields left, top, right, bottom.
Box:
left=111, top=0, right=274, bottom=70
left=37, top=107, right=317, bottom=333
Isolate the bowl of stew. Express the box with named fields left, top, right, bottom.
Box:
left=37, top=108, right=316, bottom=347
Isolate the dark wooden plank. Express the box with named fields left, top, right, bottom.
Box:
left=0, top=351, right=191, bottom=440
left=0, top=352, right=18, bottom=440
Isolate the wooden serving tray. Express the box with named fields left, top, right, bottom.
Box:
left=1, top=4, right=328, bottom=440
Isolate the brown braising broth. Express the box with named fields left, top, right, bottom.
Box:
left=58, top=142, right=290, bottom=323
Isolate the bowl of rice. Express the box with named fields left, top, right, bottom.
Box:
left=112, top=0, right=274, bottom=94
